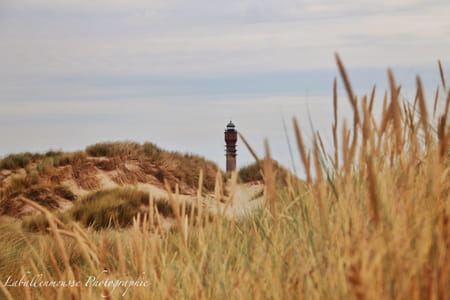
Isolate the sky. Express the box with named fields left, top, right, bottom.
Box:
left=1, top=0, right=449, bottom=172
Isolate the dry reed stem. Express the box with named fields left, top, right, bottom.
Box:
left=438, top=60, right=446, bottom=90
left=131, top=221, right=144, bottom=274
left=115, top=232, right=126, bottom=276
left=211, top=170, right=222, bottom=224
left=444, top=89, right=450, bottom=117
left=366, top=156, right=380, bottom=225
left=196, top=169, right=204, bottom=226
left=264, top=139, right=278, bottom=224
left=228, top=171, right=238, bottom=206
left=285, top=171, right=296, bottom=202
left=0, top=281, right=15, bottom=300
left=347, top=262, right=365, bottom=300
left=349, top=124, right=359, bottom=171
left=361, top=97, right=373, bottom=153
left=21, top=198, right=72, bottom=276
left=154, top=206, right=163, bottom=236
left=238, top=132, right=261, bottom=165
left=213, top=170, right=223, bottom=204
left=312, top=137, right=329, bottom=238
left=99, top=237, right=109, bottom=272
left=20, top=266, right=32, bottom=300
left=335, top=53, right=360, bottom=128
left=223, top=171, right=238, bottom=216
left=412, top=89, right=419, bottom=119
left=333, top=77, right=339, bottom=170
left=27, top=258, right=55, bottom=299
left=49, top=251, right=63, bottom=280
left=57, top=228, right=97, bottom=271
left=333, top=77, right=338, bottom=126
left=71, top=223, right=99, bottom=262
left=293, top=118, right=312, bottom=183
left=316, top=131, right=328, bottom=165
left=416, top=76, right=431, bottom=146
left=313, top=138, right=324, bottom=185
left=433, top=85, right=440, bottom=118
left=149, top=191, right=155, bottom=230
left=388, top=70, right=403, bottom=150
left=164, top=179, right=186, bottom=242
left=342, top=120, right=350, bottom=174
left=369, top=85, right=376, bottom=113
left=438, top=90, right=450, bottom=159
left=333, top=54, right=361, bottom=170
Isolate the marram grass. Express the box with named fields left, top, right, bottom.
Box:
left=0, top=55, right=449, bottom=299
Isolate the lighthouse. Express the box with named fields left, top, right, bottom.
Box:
left=224, top=121, right=238, bottom=172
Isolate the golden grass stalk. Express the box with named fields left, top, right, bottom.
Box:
left=264, top=139, right=278, bottom=224
left=335, top=53, right=360, bottom=130
left=437, top=90, right=450, bottom=159
left=341, top=119, right=350, bottom=174
left=333, top=77, right=339, bottom=170
left=115, top=231, right=126, bottom=276
left=316, top=132, right=329, bottom=165
left=438, top=60, right=447, bottom=90
left=369, top=85, right=376, bottom=113
left=21, top=198, right=72, bottom=275
left=416, top=76, right=431, bottom=146
left=388, top=69, right=403, bottom=150
left=148, top=191, right=155, bottom=230
left=433, top=85, right=440, bottom=118
left=0, top=280, right=15, bottom=300
left=20, top=266, right=32, bottom=300
left=238, top=132, right=261, bottom=165
left=196, top=169, right=204, bottom=225
left=293, top=118, right=312, bottom=183
left=223, top=170, right=238, bottom=215
left=365, top=156, right=380, bottom=225
left=164, top=179, right=186, bottom=243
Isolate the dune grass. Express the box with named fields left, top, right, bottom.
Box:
left=0, top=56, right=449, bottom=299
left=85, top=141, right=220, bottom=191
left=238, top=160, right=292, bottom=185
left=0, top=150, right=86, bottom=171
left=21, top=187, right=203, bottom=232
left=0, top=142, right=220, bottom=217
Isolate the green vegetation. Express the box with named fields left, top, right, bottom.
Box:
left=85, top=141, right=142, bottom=157
left=21, top=188, right=150, bottom=231
left=21, top=187, right=201, bottom=232
left=0, top=152, right=36, bottom=170
left=238, top=162, right=263, bottom=182
left=238, top=160, right=293, bottom=184
left=0, top=150, right=86, bottom=171
left=71, top=188, right=148, bottom=229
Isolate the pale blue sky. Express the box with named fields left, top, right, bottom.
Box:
left=1, top=0, right=449, bottom=171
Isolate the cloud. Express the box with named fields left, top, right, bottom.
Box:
left=1, top=0, right=449, bottom=78
left=1, top=0, right=449, bottom=168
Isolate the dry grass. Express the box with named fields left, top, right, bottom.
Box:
left=0, top=56, right=449, bottom=299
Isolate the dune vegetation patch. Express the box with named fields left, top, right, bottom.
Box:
left=238, top=160, right=294, bottom=184
left=0, top=142, right=221, bottom=217
left=21, top=187, right=208, bottom=232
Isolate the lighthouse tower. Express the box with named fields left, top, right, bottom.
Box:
left=224, top=121, right=238, bottom=172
